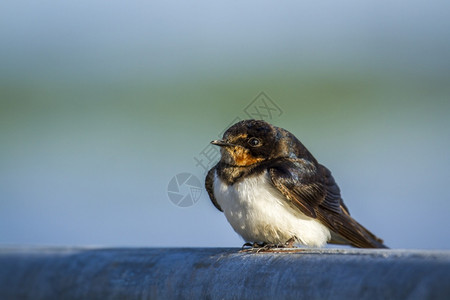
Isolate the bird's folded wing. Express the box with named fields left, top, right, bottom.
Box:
left=269, top=158, right=326, bottom=218
left=269, top=158, right=387, bottom=248
left=205, top=166, right=223, bottom=212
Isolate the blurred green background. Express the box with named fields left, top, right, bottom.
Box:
left=1, top=1, right=449, bottom=249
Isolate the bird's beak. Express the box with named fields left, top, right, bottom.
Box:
left=211, top=139, right=233, bottom=147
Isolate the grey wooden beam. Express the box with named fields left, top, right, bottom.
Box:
left=0, top=247, right=449, bottom=299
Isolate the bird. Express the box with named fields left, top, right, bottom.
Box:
left=205, top=119, right=387, bottom=249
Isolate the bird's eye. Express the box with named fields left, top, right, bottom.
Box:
left=248, top=137, right=262, bottom=147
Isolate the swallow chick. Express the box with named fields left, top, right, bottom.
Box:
left=205, top=119, right=387, bottom=248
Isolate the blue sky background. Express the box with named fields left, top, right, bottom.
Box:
left=1, top=1, right=449, bottom=249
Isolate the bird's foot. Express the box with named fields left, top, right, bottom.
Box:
left=241, top=238, right=295, bottom=253
left=255, top=243, right=283, bottom=253
left=284, top=237, right=296, bottom=248
left=241, top=242, right=265, bottom=250
left=240, top=239, right=297, bottom=253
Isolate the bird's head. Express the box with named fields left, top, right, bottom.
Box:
left=211, top=119, right=285, bottom=167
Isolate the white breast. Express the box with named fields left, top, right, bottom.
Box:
left=213, top=170, right=331, bottom=247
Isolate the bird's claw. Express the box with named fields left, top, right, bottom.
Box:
left=240, top=238, right=297, bottom=253
left=241, top=242, right=265, bottom=250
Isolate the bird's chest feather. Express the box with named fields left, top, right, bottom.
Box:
left=213, top=170, right=331, bottom=246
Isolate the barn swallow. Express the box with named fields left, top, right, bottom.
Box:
left=205, top=119, right=387, bottom=248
